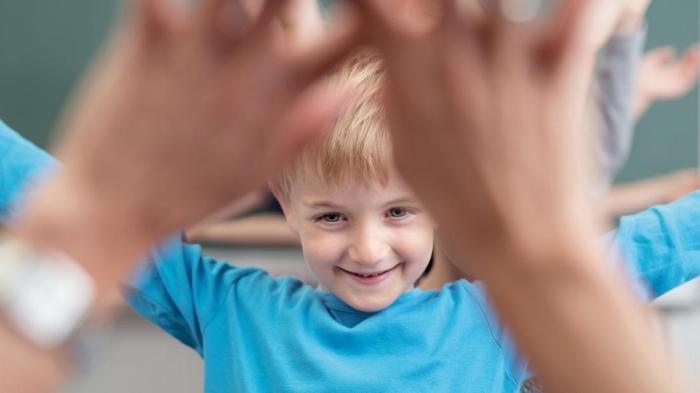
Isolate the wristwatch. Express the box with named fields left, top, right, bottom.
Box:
left=0, top=236, right=95, bottom=349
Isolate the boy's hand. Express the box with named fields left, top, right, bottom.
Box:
left=14, top=0, right=361, bottom=289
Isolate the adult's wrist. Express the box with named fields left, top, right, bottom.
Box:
left=10, top=173, right=157, bottom=301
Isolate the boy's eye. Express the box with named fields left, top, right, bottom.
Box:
left=387, top=207, right=408, bottom=218
left=316, top=212, right=344, bottom=223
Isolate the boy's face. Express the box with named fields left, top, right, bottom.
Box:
left=279, top=173, right=435, bottom=312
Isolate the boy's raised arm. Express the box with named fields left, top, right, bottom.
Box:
left=358, top=0, right=688, bottom=391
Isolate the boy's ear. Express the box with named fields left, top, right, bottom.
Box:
left=270, top=185, right=300, bottom=234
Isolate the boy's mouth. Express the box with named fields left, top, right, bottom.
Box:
left=339, top=264, right=400, bottom=285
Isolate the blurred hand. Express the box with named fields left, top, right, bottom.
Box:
left=281, top=0, right=326, bottom=48
left=568, top=0, right=648, bottom=49
left=359, top=1, right=686, bottom=391
left=634, top=44, right=700, bottom=119
left=14, top=0, right=361, bottom=288
left=359, top=0, right=599, bottom=268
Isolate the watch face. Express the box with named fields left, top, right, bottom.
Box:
left=0, top=238, right=95, bottom=348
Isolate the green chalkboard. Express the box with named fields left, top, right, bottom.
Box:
left=616, top=1, right=699, bottom=182
left=0, top=0, right=120, bottom=147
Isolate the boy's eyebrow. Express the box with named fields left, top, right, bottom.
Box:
left=302, top=197, right=417, bottom=209
left=302, top=200, right=342, bottom=209
left=383, top=197, right=417, bottom=207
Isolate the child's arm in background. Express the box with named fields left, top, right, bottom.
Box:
left=604, top=169, right=700, bottom=220
left=633, top=44, right=699, bottom=120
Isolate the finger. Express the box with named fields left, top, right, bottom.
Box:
left=680, top=44, right=700, bottom=67
left=200, top=0, right=255, bottom=38
left=679, top=46, right=700, bottom=83
left=537, top=0, right=597, bottom=71
left=476, top=0, right=531, bottom=62
left=353, top=0, right=407, bottom=45
left=251, top=0, right=291, bottom=35
left=456, top=0, right=487, bottom=26
left=129, top=0, right=181, bottom=39
left=648, top=46, right=677, bottom=63
left=437, top=0, right=460, bottom=25
left=287, top=7, right=363, bottom=87
left=481, top=0, right=541, bottom=23
left=270, top=82, right=355, bottom=166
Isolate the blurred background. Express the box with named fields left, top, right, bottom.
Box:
left=0, top=0, right=698, bottom=391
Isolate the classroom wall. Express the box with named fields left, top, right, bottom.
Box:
left=616, top=1, right=700, bottom=183
left=0, top=1, right=698, bottom=182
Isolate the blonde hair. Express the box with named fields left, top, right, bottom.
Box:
left=274, top=52, right=393, bottom=201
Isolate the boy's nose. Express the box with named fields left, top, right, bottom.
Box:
left=348, top=234, right=391, bottom=266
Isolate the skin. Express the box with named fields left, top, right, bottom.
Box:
left=604, top=169, right=700, bottom=221
left=634, top=44, right=700, bottom=120
left=275, top=172, right=435, bottom=312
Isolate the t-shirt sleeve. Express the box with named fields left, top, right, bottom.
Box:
left=613, top=190, right=700, bottom=299
left=123, top=235, right=271, bottom=355
left=0, top=119, right=58, bottom=223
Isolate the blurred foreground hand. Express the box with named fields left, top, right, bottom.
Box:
left=13, top=0, right=362, bottom=290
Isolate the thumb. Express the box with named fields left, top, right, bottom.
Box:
left=127, top=0, right=181, bottom=40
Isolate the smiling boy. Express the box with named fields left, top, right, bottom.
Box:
left=2, top=48, right=698, bottom=391
left=271, top=56, right=435, bottom=311
left=119, top=54, right=534, bottom=392
left=274, top=173, right=434, bottom=312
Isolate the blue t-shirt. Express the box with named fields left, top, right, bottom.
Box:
left=1, top=119, right=698, bottom=392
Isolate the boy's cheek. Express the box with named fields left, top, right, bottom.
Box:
left=395, top=225, right=435, bottom=256
left=300, top=233, right=346, bottom=269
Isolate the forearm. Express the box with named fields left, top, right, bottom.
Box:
left=604, top=180, right=664, bottom=218
left=457, top=229, right=684, bottom=392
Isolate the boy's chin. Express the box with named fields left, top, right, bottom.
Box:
left=340, top=289, right=403, bottom=312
